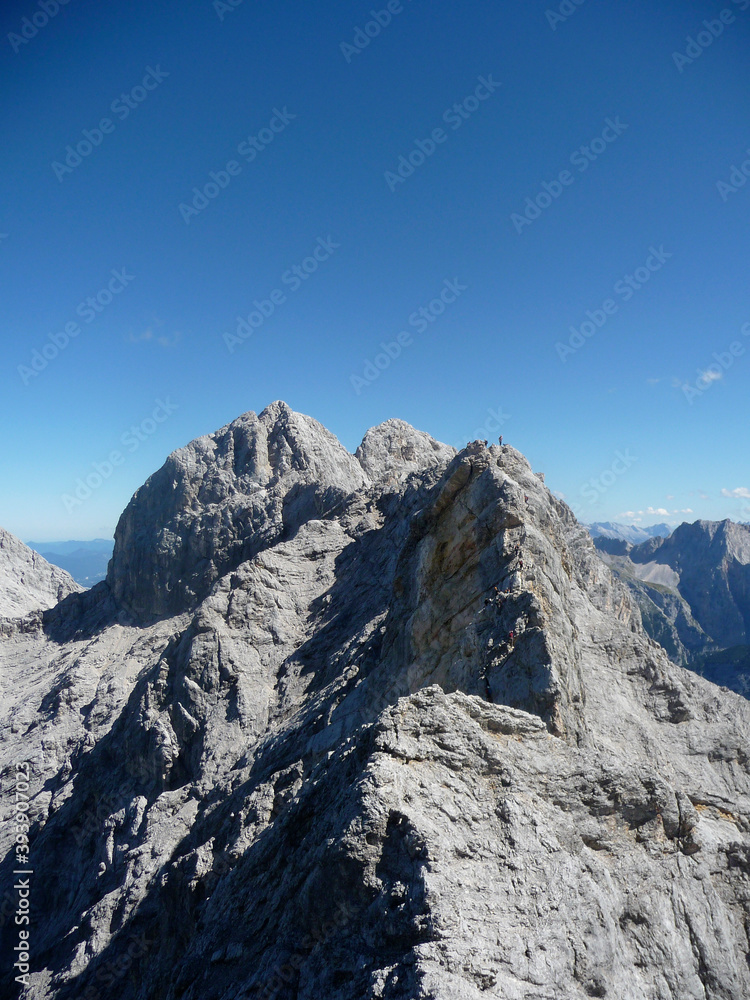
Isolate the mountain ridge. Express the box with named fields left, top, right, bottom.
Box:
left=2, top=404, right=749, bottom=1000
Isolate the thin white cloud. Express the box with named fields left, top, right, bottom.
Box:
left=616, top=505, right=691, bottom=521
left=722, top=487, right=750, bottom=499
left=128, top=328, right=153, bottom=343
left=127, top=327, right=182, bottom=348
left=616, top=507, right=669, bottom=518
left=157, top=331, right=182, bottom=348
left=698, top=369, right=723, bottom=383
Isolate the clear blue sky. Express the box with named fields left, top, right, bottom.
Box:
left=2, top=0, right=749, bottom=541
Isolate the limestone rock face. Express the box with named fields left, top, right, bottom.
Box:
left=0, top=527, right=81, bottom=618
left=108, top=401, right=369, bottom=619
left=355, top=419, right=456, bottom=482
left=2, top=408, right=750, bottom=1000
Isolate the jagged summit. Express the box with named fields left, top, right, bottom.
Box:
left=355, top=418, right=456, bottom=481
left=108, top=404, right=457, bottom=621
left=0, top=526, right=81, bottom=618
left=108, top=402, right=369, bottom=619
left=2, top=405, right=750, bottom=999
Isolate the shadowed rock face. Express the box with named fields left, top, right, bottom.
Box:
left=2, top=406, right=750, bottom=1000
left=595, top=520, right=750, bottom=690
left=631, top=519, right=750, bottom=646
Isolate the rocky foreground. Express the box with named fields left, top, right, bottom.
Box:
left=1, top=402, right=749, bottom=999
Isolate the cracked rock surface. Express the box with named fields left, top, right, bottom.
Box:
left=1, top=403, right=749, bottom=999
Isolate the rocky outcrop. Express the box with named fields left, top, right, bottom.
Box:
left=2, top=407, right=750, bottom=1000
left=0, top=527, right=81, bottom=618
left=355, top=419, right=456, bottom=482
left=108, top=402, right=369, bottom=620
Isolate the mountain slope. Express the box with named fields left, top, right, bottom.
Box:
left=595, top=520, right=750, bottom=694
left=1, top=406, right=749, bottom=1000
left=630, top=519, right=750, bottom=646
left=0, top=527, right=82, bottom=618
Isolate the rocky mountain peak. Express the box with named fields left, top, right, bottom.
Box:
left=602, top=517, right=750, bottom=664
left=354, top=418, right=456, bottom=481
left=107, top=402, right=370, bottom=620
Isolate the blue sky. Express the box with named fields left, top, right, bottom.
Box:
left=2, top=0, right=749, bottom=541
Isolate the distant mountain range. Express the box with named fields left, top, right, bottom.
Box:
left=594, top=519, right=750, bottom=698
left=586, top=521, right=673, bottom=544
left=25, top=538, right=113, bottom=587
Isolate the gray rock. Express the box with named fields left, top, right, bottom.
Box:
left=108, top=401, right=369, bottom=620
left=631, top=519, right=750, bottom=647
left=596, top=520, right=750, bottom=694
left=2, top=408, right=749, bottom=1000
left=355, top=418, right=456, bottom=482
left=0, top=527, right=81, bottom=618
